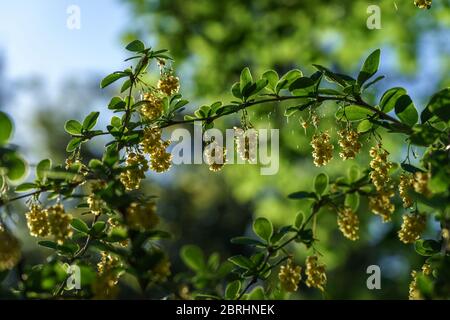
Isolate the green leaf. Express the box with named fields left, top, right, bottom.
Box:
left=100, top=72, right=128, bottom=89
left=230, top=237, right=265, bottom=247
left=312, top=65, right=348, bottom=87
left=289, top=77, right=316, bottom=96
left=231, top=82, right=242, bottom=99
left=357, top=49, right=381, bottom=85
left=357, top=119, right=373, bottom=133
left=121, top=79, right=132, bottom=93
left=276, top=69, right=303, bottom=93
left=240, top=67, right=253, bottom=93
left=82, top=112, right=100, bottom=131
left=4, top=153, right=27, bottom=181
left=415, top=239, right=440, bottom=256
left=400, top=163, right=424, bottom=174
left=253, top=217, right=273, bottom=242
left=38, top=241, right=59, bottom=250
left=125, top=40, right=145, bottom=52
left=90, top=221, right=107, bottom=236
left=347, top=165, right=360, bottom=182
left=180, top=245, right=205, bottom=272
left=36, top=159, right=51, bottom=182
left=287, top=191, right=316, bottom=200
left=380, top=87, right=407, bottom=113
left=66, top=138, right=82, bottom=152
left=262, top=70, right=279, bottom=91
left=64, top=120, right=83, bottom=135
left=15, top=182, right=38, bottom=193
left=424, top=88, right=450, bottom=123
left=57, top=242, right=80, bottom=256
left=395, top=95, right=418, bottom=126
left=225, top=280, right=241, bottom=300
left=71, top=218, right=90, bottom=234
left=228, top=255, right=254, bottom=269
left=108, top=97, right=126, bottom=110
left=102, top=145, right=119, bottom=167
left=110, top=116, right=122, bottom=128
left=345, top=193, right=360, bottom=211
left=336, top=105, right=374, bottom=121
left=246, top=286, right=266, bottom=300
left=0, top=111, right=13, bottom=145
left=363, top=75, right=385, bottom=90
left=314, top=173, right=329, bottom=196
left=409, top=124, right=442, bottom=146
left=294, top=211, right=304, bottom=229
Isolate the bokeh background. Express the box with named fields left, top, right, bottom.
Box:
left=0, top=0, right=449, bottom=299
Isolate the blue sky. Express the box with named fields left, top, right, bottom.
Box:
left=0, top=0, right=129, bottom=88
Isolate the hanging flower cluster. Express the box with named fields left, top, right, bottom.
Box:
left=87, top=194, right=105, bottom=216
left=398, top=213, right=426, bottom=244
left=368, top=145, right=395, bottom=222
left=120, top=152, right=149, bottom=191
left=338, top=128, right=362, bottom=160
left=399, top=173, right=414, bottom=208
left=92, top=252, right=123, bottom=299
left=125, top=201, right=159, bottom=231
left=26, top=204, right=50, bottom=237
left=337, top=207, right=360, bottom=241
left=413, top=171, right=431, bottom=196
left=204, top=141, right=227, bottom=172
left=141, top=128, right=172, bottom=173
left=305, top=255, right=327, bottom=291
left=25, top=203, right=73, bottom=244
left=157, top=72, right=180, bottom=96
left=234, top=127, right=258, bottom=163
left=311, top=131, right=334, bottom=167
left=408, top=263, right=433, bottom=300
left=278, top=259, right=302, bottom=292
left=414, top=0, right=432, bottom=9
left=0, top=226, right=21, bottom=271
left=140, top=92, right=164, bottom=121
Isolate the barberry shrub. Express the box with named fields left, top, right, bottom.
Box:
left=0, top=39, right=449, bottom=300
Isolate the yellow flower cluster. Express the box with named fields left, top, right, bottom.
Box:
left=408, top=263, right=433, bottom=300
left=158, top=73, right=180, bottom=96
left=152, top=257, right=171, bottom=283
left=87, top=194, right=105, bottom=216
left=422, top=263, right=432, bottom=276
left=337, top=207, right=360, bottom=241
left=204, top=142, right=227, bottom=172
left=398, top=213, right=426, bottom=244
left=413, top=171, right=430, bottom=196
left=311, top=131, right=334, bottom=167
left=338, top=129, right=362, bottom=160
left=47, top=204, right=73, bottom=244
left=278, top=259, right=302, bottom=292
left=368, top=145, right=395, bottom=222
left=120, top=152, right=149, bottom=191
left=126, top=201, right=159, bottom=231
left=140, top=92, right=163, bottom=121
left=26, top=204, right=73, bottom=244
left=141, top=128, right=172, bottom=173
left=0, top=227, right=21, bottom=271
left=305, top=255, right=327, bottom=291
left=399, top=174, right=414, bottom=208
left=92, top=252, right=122, bottom=299
left=409, top=270, right=421, bottom=300
left=414, top=0, right=432, bottom=9
left=369, top=190, right=395, bottom=223
left=234, top=127, right=258, bottom=163
left=26, top=204, right=50, bottom=237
